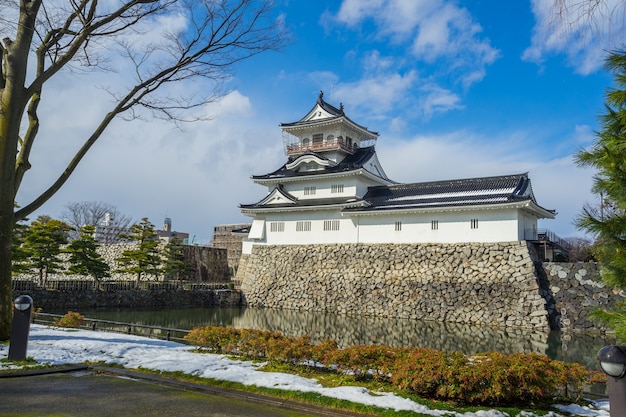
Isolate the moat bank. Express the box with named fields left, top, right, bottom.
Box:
left=238, top=241, right=620, bottom=331
left=11, top=288, right=241, bottom=310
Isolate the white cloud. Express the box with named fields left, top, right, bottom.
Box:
left=524, top=0, right=626, bottom=74
left=331, top=71, right=418, bottom=118
left=419, top=84, right=463, bottom=118
left=334, top=0, right=499, bottom=86
left=323, top=0, right=499, bottom=130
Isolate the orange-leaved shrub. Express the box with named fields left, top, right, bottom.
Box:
left=53, top=311, right=84, bottom=328
left=183, top=325, right=604, bottom=406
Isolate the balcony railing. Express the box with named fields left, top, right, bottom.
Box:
left=525, top=228, right=572, bottom=251
left=285, top=138, right=356, bottom=155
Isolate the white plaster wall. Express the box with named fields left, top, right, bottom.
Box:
left=354, top=208, right=521, bottom=243
left=281, top=175, right=384, bottom=200
left=243, top=207, right=526, bottom=251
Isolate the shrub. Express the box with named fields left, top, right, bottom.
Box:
left=183, top=325, right=603, bottom=406
left=53, top=311, right=84, bottom=328
left=184, top=326, right=241, bottom=353
left=322, top=345, right=410, bottom=381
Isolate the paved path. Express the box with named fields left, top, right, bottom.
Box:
left=0, top=366, right=364, bottom=417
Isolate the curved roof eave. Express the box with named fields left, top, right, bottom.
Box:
left=240, top=200, right=368, bottom=215
left=251, top=168, right=395, bottom=185
left=343, top=200, right=556, bottom=219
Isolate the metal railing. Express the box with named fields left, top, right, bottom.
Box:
left=12, top=279, right=235, bottom=292
left=525, top=228, right=572, bottom=251
left=34, top=312, right=191, bottom=343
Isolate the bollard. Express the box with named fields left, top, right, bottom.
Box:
left=598, top=345, right=626, bottom=416
left=8, top=295, right=33, bottom=361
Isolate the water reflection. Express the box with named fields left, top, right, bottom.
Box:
left=74, top=306, right=613, bottom=369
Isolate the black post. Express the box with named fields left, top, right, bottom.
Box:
left=8, top=295, right=33, bottom=361
left=598, top=345, right=626, bottom=417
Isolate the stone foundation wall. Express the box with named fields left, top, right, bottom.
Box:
left=541, top=262, right=623, bottom=330
left=239, top=242, right=552, bottom=330
left=18, top=243, right=229, bottom=283
left=12, top=289, right=241, bottom=311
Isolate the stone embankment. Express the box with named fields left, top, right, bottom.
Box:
left=542, top=262, right=622, bottom=330
left=239, top=242, right=551, bottom=330
left=18, top=242, right=229, bottom=283
left=13, top=288, right=241, bottom=311
left=238, top=242, right=621, bottom=331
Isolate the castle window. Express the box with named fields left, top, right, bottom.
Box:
left=395, top=221, right=402, bottom=231
left=270, top=222, right=285, bottom=232
left=304, top=186, right=316, bottom=196
left=471, top=219, right=479, bottom=229
left=302, top=138, right=310, bottom=148
left=431, top=220, right=438, bottom=230
left=331, top=184, right=344, bottom=194
left=323, top=220, right=340, bottom=231
left=312, top=133, right=323, bottom=145
left=296, top=221, right=311, bottom=232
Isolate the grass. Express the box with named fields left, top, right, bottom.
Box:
left=99, top=362, right=559, bottom=417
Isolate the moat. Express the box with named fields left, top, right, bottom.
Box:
left=57, top=306, right=612, bottom=370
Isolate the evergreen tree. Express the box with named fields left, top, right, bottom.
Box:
left=116, top=218, right=161, bottom=287
left=22, top=216, right=71, bottom=286
left=575, top=49, right=626, bottom=340
left=66, top=225, right=111, bottom=289
left=162, top=237, right=194, bottom=284
left=11, top=220, right=30, bottom=276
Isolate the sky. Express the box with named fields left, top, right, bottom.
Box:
left=0, top=325, right=610, bottom=416
left=13, top=0, right=626, bottom=243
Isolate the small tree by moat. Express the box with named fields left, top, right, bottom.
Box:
left=162, top=237, right=194, bottom=284
left=116, top=218, right=161, bottom=287
left=66, top=225, right=111, bottom=289
left=20, top=216, right=71, bottom=286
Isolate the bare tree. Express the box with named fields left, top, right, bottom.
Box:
left=0, top=0, right=287, bottom=339
left=61, top=201, right=133, bottom=243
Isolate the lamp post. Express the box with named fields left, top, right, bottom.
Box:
left=8, top=295, right=33, bottom=361
left=598, top=345, right=626, bottom=416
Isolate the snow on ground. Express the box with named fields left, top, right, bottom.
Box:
left=0, top=325, right=610, bottom=417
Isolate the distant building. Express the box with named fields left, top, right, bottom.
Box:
left=93, top=212, right=131, bottom=244
left=156, top=217, right=190, bottom=243
left=211, top=223, right=251, bottom=275
left=240, top=91, right=563, bottom=258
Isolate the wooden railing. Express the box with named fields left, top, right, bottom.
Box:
left=285, top=138, right=356, bottom=155
left=11, top=278, right=235, bottom=292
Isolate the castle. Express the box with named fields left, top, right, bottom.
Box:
left=240, top=92, right=555, bottom=253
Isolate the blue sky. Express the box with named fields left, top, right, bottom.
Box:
left=18, top=0, right=625, bottom=242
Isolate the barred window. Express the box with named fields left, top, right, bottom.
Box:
left=270, top=222, right=285, bottom=232
left=395, top=221, right=402, bottom=231
left=296, top=221, right=311, bottom=232
left=471, top=219, right=479, bottom=229
left=323, top=220, right=340, bottom=231
left=331, top=184, right=344, bottom=194
left=304, top=186, right=316, bottom=196
left=431, top=220, right=438, bottom=230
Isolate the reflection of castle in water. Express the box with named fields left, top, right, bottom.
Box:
left=233, top=308, right=611, bottom=369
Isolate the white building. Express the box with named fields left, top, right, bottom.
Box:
left=240, top=92, right=556, bottom=255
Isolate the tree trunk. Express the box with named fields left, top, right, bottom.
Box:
left=0, top=0, right=42, bottom=340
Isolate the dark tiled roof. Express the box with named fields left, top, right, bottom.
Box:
left=346, top=173, right=555, bottom=213
left=252, top=147, right=379, bottom=180
left=280, top=92, right=378, bottom=135
left=240, top=196, right=364, bottom=210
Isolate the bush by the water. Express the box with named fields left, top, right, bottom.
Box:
left=53, top=311, right=84, bottom=328
left=184, top=325, right=604, bottom=406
